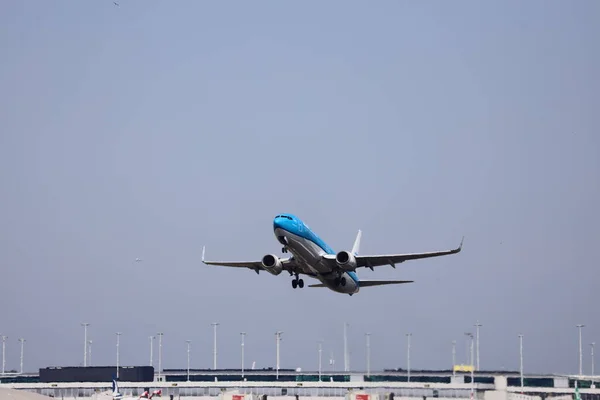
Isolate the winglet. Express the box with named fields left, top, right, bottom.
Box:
left=352, top=229, right=362, bottom=255
left=202, top=246, right=206, bottom=263
left=458, top=236, right=465, bottom=251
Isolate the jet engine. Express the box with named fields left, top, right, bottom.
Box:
left=335, top=250, right=357, bottom=270
left=261, top=254, right=283, bottom=276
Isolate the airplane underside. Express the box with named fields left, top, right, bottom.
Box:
left=275, top=228, right=359, bottom=295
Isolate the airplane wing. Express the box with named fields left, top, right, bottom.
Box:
left=309, top=280, right=413, bottom=288
left=201, top=246, right=298, bottom=274
left=323, top=237, right=464, bottom=270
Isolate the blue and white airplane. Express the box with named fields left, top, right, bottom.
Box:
left=202, top=214, right=463, bottom=296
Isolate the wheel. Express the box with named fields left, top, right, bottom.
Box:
left=292, top=279, right=297, bottom=289
left=298, top=279, right=304, bottom=288
left=340, top=277, right=347, bottom=286
left=282, top=247, right=287, bottom=253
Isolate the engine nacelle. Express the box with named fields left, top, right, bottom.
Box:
left=335, top=250, right=357, bottom=270
left=261, top=254, right=283, bottom=276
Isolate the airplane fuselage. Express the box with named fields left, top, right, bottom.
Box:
left=273, top=215, right=360, bottom=294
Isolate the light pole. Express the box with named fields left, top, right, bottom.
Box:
left=464, top=332, right=470, bottom=365
left=330, top=351, right=335, bottom=372
left=88, top=340, right=92, bottom=366
left=469, top=334, right=474, bottom=396
left=452, top=340, right=456, bottom=377
left=186, top=340, right=191, bottom=382
left=406, top=333, right=412, bottom=383
left=211, top=323, right=219, bottom=370
left=464, top=333, right=473, bottom=396
left=1, top=335, right=7, bottom=375
left=157, top=332, right=164, bottom=381
left=365, top=333, right=371, bottom=377
left=240, top=332, right=246, bottom=379
left=81, top=323, right=90, bottom=367
left=344, top=323, right=350, bottom=372
left=275, top=331, right=283, bottom=380
left=18, top=338, right=25, bottom=374
left=474, top=321, right=482, bottom=371
left=149, top=336, right=154, bottom=367
left=318, top=340, right=323, bottom=382
left=591, top=342, right=595, bottom=380
left=577, top=324, right=585, bottom=376
left=116, top=332, right=122, bottom=379
left=518, top=334, right=524, bottom=392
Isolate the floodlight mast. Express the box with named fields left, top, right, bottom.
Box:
left=81, top=323, right=90, bottom=367
left=19, top=338, right=26, bottom=373
left=116, top=332, right=122, bottom=379
left=464, top=333, right=474, bottom=397
left=157, top=332, right=164, bottom=380
left=406, top=333, right=412, bottom=382
left=518, top=334, right=524, bottom=392
left=1, top=335, right=7, bottom=375
left=343, top=323, right=350, bottom=372
left=577, top=324, right=585, bottom=376
left=88, top=340, right=92, bottom=366
left=318, top=340, right=324, bottom=382
left=149, top=336, right=155, bottom=367
left=474, top=321, right=482, bottom=371
left=186, top=340, right=191, bottom=382
left=240, top=332, right=246, bottom=379
left=591, top=342, right=595, bottom=380
left=365, top=333, right=371, bottom=377
left=211, top=323, right=219, bottom=370
left=275, top=331, right=283, bottom=379
left=452, top=340, right=456, bottom=377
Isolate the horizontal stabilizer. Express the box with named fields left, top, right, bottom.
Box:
left=309, top=280, right=414, bottom=288
left=358, top=280, right=414, bottom=287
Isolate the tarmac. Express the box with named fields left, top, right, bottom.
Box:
left=0, top=388, right=51, bottom=400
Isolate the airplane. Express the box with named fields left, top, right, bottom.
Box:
left=111, top=378, right=133, bottom=400
left=202, top=213, right=463, bottom=296
left=111, top=379, right=161, bottom=400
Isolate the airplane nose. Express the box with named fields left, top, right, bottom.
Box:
left=273, top=215, right=296, bottom=232
left=273, top=218, right=289, bottom=246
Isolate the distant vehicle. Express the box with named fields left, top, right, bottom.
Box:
left=202, top=213, right=463, bottom=295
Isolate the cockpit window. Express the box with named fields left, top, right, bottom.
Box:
left=276, top=215, right=293, bottom=220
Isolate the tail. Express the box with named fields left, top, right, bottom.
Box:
left=112, top=379, right=122, bottom=399
left=352, top=230, right=362, bottom=255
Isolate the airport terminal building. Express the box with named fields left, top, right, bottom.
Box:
left=0, top=366, right=597, bottom=389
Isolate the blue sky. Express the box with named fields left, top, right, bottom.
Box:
left=0, top=0, right=598, bottom=375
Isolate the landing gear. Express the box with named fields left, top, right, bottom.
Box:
left=282, top=247, right=287, bottom=253
left=291, top=274, right=304, bottom=289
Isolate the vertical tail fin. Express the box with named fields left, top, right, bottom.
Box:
left=352, top=230, right=362, bottom=255
left=112, top=379, right=122, bottom=399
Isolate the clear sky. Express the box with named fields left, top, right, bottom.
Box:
left=0, top=0, right=598, bottom=376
